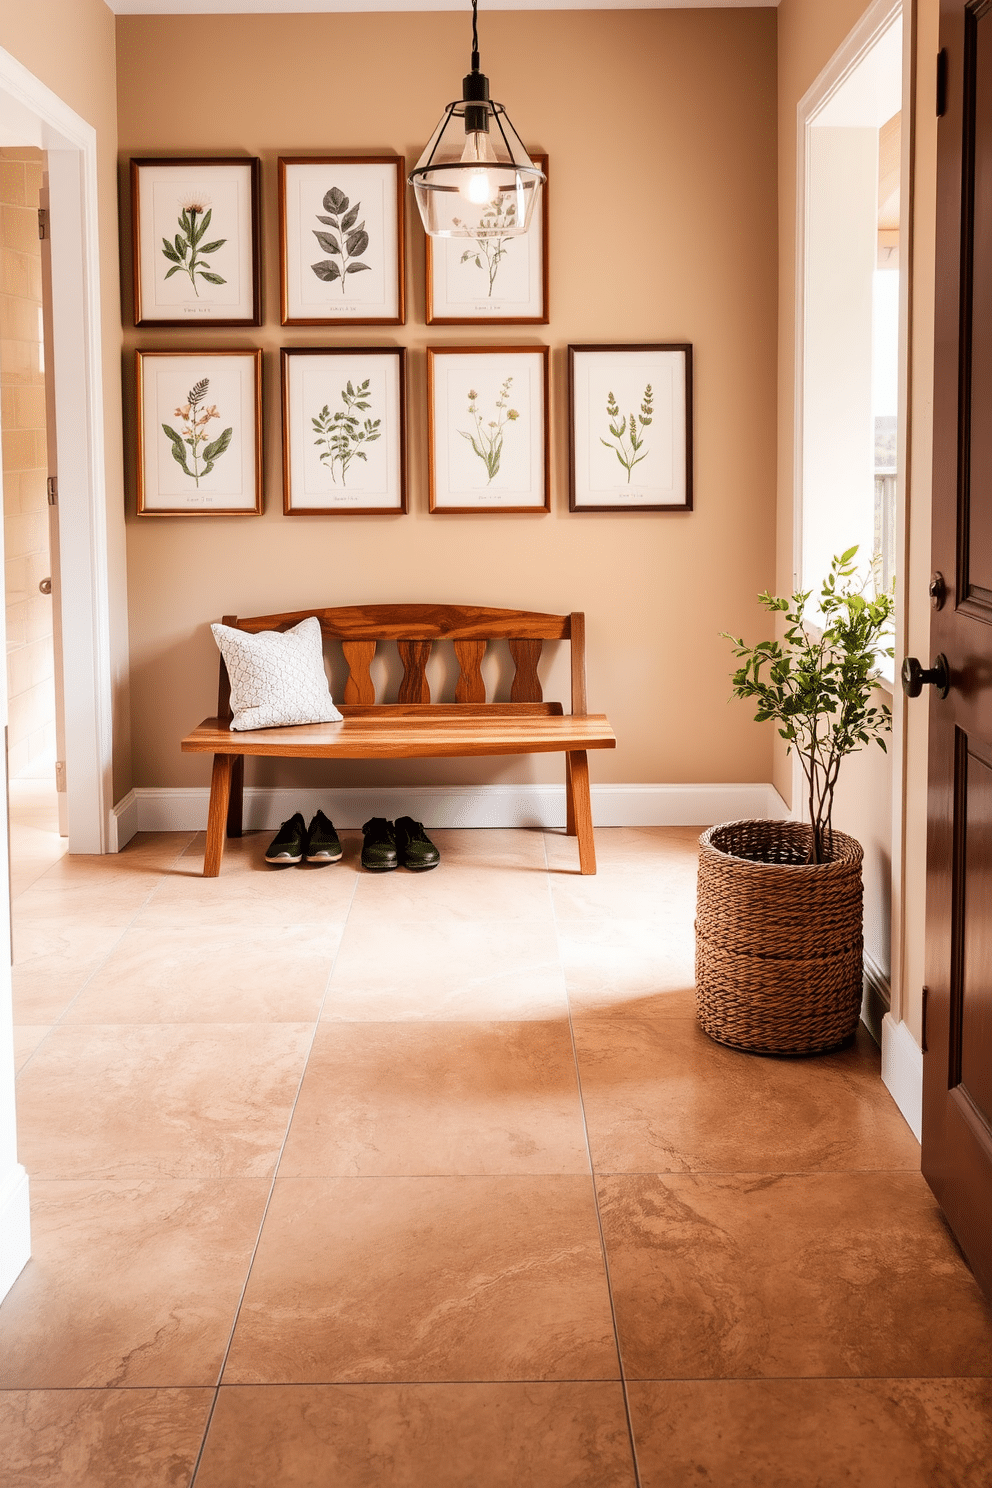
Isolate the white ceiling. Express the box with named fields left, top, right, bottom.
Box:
left=107, top=1, right=778, bottom=13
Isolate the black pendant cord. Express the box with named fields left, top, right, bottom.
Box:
left=471, top=0, right=480, bottom=72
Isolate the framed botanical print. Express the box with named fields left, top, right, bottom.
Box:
left=427, top=345, right=550, bottom=513
left=136, top=349, right=263, bottom=515
left=130, top=157, right=261, bottom=327
left=425, top=155, right=548, bottom=326
left=279, top=156, right=405, bottom=326
left=568, top=344, right=693, bottom=512
left=281, top=347, right=406, bottom=515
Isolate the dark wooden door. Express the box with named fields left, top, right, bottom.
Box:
left=922, top=0, right=992, bottom=1299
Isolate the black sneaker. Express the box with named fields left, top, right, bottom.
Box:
left=264, top=812, right=307, bottom=865
left=361, top=817, right=397, bottom=872
left=395, top=816, right=440, bottom=872
left=305, top=810, right=343, bottom=864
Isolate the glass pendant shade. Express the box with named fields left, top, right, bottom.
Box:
left=409, top=1, right=544, bottom=238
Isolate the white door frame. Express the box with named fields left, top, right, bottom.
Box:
left=0, top=45, right=114, bottom=855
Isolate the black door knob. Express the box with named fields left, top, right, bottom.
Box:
left=902, top=654, right=950, bottom=699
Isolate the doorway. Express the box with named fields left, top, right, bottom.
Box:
left=0, top=148, right=67, bottom=888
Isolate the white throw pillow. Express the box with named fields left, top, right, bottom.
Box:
left=211, top=616, right=344, bottom=732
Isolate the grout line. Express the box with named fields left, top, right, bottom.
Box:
left=546, top=827, right=643, bottom=1488
left=187, top=856, right=361, bottom=1487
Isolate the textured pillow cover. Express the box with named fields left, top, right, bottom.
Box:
left=211, top=616, right=344, bottom=731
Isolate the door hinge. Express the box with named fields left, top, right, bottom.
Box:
left=54, top=760, right=66, bottom=792
left=47, top=476, right=57, bottom=506
left=922, top=984, right=930, bottom=1054
left=936, top=49, right=948, bottom=117
left=38, top=207, right=48, bottom=240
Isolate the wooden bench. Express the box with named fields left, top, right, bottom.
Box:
left=181, top=604, right=617, bottom=877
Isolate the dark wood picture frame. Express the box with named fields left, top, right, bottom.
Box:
left=281, top=346, right=407, bottom=516
left=427, top=344, right=551, bottom=514
left=425, top=154, right=549, bottom=326
left=568, top=343, right=694, bottom=513
left=278, top=156, right=406, bottom=327
left=135, top=348, right=263, bottom=516
left=130, top=157, right=262, bottom=328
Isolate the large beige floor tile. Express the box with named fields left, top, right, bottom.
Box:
left=15, top=1023, right=313, bottom=1178
left=11, top=919, right=125, bottom=1023
left=65, top=923, right=343, bottom=1023
left=134, top=834, right=359, bottom=927
left=574, top=1019, right=921, bottom=1173
left=598, top=1171, right=992, bottom=1380
left=0, top=1387, right=213, bottom=1488
left=224, top=1175, right=618, bottom=1384
left=280, top=1022, right=589, bottom=1176
left=349, top=861, right=555, bottom=924
left=12, top=1024, right=48, bottom=1073
left=627, top=1378, right=992, bottom=1488
left=13, top=871, right=162, bottom=927
left=196, top=1382, right=636, bottom=1488
left=429, top=828, right=550, bottom=869
left=558, top=919, right=696, bottom=1019
left=545, top=826, right=703, bottom=874
left=323, top=919, right=568, bottom=1020
left=551, top=868, right=695, bottom=923
left=0, top=1179, right=268, bottom=1387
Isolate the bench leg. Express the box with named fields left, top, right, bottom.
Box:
left=227, top=754, right=244, bottom=838
left=204, top=754, right=234, bottom=877
left=565, top=753, right=576, bottom=837
left=566, top=750, right=596, bottom=875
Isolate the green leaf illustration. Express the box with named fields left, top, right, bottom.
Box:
left=202, top=427, right=233, bottom=464
left=162, top=424, right=193, bottom=477
left=199, top=239, right=226, bottom=255
left=199, top=271, right=226, bottom=285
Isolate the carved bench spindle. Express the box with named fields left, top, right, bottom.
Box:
left=454, top=640, right=487, bottom=703
left=509, top=638, right=544, bottom=703
left=342, top=640, right=377, bottom=704
left=397, top=640, right=432, bottom=703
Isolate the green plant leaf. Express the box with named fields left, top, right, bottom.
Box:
left=161, top=239, right=181, bottom=263
left=175, top=234, right=186, bottom=259
left=193, top=207, right=212, bottom=243
left=161, top=424, right=192, bottom=477
left=198, top=271, right=226, bottom=284
left=199, top=239, right=226, bottom=255
left=163, top=264, right=183, bottom=279
left=202, top=426, right=233, bottom=466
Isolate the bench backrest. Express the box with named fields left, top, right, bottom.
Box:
left=216, top=604, right=588, bottom=720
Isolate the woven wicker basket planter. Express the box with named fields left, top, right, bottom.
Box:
left=695, top=819, right=864, bottom=1057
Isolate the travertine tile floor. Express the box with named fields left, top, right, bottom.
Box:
left=2, top=782, right=991, bottom=1486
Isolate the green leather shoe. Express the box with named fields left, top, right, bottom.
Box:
left=305, top=810, right=343, bottom=863
left=264, top=812, right=307, bottom=865
left=395, top=816, right=440, bottom=872
left=361, top=817, right=398, bottom=872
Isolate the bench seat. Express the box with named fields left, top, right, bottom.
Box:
left=181, top=605, right=617, bottom=877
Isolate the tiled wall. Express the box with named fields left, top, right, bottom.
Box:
left=0, top=148, right=55, bottom=780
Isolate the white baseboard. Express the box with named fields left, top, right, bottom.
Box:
left=120, top=782, right=790, bottom=835
left=861, top=951, right=891, bottom=1048
left=881, top=1012, right=923, bottom=1143
left=109, top=789, right=139, bottom=852
left=0, top=1163, right=30, bottom=1304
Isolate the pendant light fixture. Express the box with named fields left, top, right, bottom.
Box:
left=409, top=0, right=545, bottom=239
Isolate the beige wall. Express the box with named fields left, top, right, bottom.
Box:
left=116, top=8, right=779, bottom=792
left=0, top=148, right=55, bottom=780
left=0, top=0, right=130, bottom=801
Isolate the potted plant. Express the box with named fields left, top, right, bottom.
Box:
left=695, top=548, right=895, bottom=1056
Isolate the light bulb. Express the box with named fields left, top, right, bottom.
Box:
left=458, top=131, right=497, bottom=206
